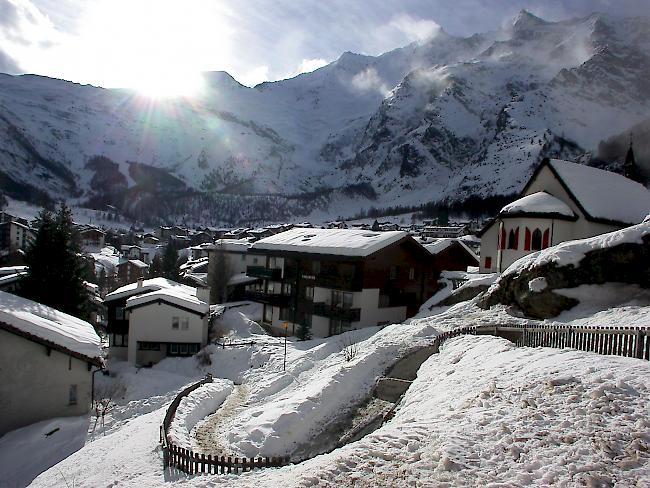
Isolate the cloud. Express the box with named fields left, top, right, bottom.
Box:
left=298, top=58, right=328, bottom=74
left=389, top=14, right=441, bottom=42
left=238, top=65, right=270, bottom=87
left=0, top=48, right=20, bottom=72
left=351, top=67, right=390, bottom=96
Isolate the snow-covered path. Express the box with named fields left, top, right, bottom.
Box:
left=192, top=384, right=250, bottom=456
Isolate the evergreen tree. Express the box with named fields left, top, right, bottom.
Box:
left=20, top=203, right=90, bottom=320
left=624, top=141, right=644, bottom=184
left=149, top=254, right=164, bottom=278
left=161, top=244, right=180, bottom=281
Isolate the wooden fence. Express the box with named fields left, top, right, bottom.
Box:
left=160, top=374, right=290, bottom=475
left=438, top=324, right=649, bottom=361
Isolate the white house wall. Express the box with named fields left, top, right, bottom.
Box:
left=127, top=302, right=207, bottom=365
left=0, top=329, right=93, bottom=435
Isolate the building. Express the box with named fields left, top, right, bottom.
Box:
left=0, top=220, right=35, bottom=252
left=245, top=228, right=438, bottom=337
left=206, top=239, right=261, bottom=303
left=421, top=225, right=469, bottom=239
left=423, top=238, right=479, bottom=271
left=78, top=227, right=106, bottom=252
left=124, top=286, right=209, bottom=366
left=0, top=291, right=102, bottom=435
left=104, top=278, right=208, bottom=364
left=116, top=259, right=149, bottom=285
left=479, top=158, right=650, bottom=272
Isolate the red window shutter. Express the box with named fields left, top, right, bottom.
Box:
left=542, top=229, right=550, bottom=249
left=499, top=227, right=506, bottom=250
left=513, top=227, right=519, bottom=250
left=485, top=256, right=492, bottom=269
left=524, top=228, right=531, bottom=251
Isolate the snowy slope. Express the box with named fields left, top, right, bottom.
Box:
left=26, top=298, right=650, bottom=487
left=1, top=11, right=649, bottom=222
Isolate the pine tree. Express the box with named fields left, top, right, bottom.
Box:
left=161, top=244, right=180, bottom=281
left=624, top=141, right=644, bottom=184
left=20, top=203, right=90, bottom=320
left=149, top=254, right=164, bottom=277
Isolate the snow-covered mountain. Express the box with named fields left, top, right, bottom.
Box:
left=0, top=10, right=649, bottom=223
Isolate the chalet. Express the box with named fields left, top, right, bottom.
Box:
left=421, top=225, right=468, bottom=239
left=423, top=238, right=479, bottom=271
left=479, top=158, right=650, bottom=273
left=245, top=228, right=438, bottom=337
left=0, top=291, right=102, bottom=435
left=104, top=278, right=209, bottom=365
left=116, top=259, right=149, bottom=285
left=78, top=227, right=106, bottom=252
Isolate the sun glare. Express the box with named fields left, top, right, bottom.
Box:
left=133, top=70, right=206, bottom=99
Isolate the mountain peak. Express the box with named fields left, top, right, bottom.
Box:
left=512, top=9, right=547, bottom=30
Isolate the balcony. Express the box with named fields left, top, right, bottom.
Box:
left=246, top=266, right=282, bottom=281
left=313, top=302, right=361, bottom=322
left=314, top=273, right=361, bottom=291
left=243, top=291, right=291, bottom=307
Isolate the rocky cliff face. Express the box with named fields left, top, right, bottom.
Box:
left=0, top=11, right=649, bottom=222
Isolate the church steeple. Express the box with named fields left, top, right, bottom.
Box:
left=624, top=133, right=643, bottom=183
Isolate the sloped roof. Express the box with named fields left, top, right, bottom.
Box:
left=424, top=238, right=479, bottom=262
left=251, top=228, right=408, bottom=257
left=105, top=277, right=195, bottom=302
left=500, top=191, right=575, bottom=218
left=0, top=291, right=101, bottom=362
left=125, top=287, right=208, bottom=315
left=543, top=159, right=650, bottom=225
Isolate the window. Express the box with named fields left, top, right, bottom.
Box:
left=279, top=307, right=291, bottom=321
left=168, top=343, right=200, bottom=356
left=304, top=286, right=314, bottom=301
left=111, top=333, right=128, bottom=347
left=172, top=317, right=179, bottom=330
left=389, top=266, right=397, bottom=280
left=282, top=282, right=292, bottom=295
left=332, top=290, right=353, bottom=309
left=265, top=281, right=274, bottom=294
left=138, top=341, right=161, bottom=351
left=115, top=307, right=125, bottom=320
left=531, top=228, right=543, bottom=251
left=485, top=256, right=492, bottom=269
left=181, top=318, right=189, bottom=330
left=329, top=318, right=352, bottom=336
left=253, top=257, right=259, bottom=265
left=542, top=229, right=550, bottom=249
left=409, top=268, right=415, bottom=280
left=507, top=228, right=519, bottom=250
left=312, top=260, right=321, bottom=274
left=69, top=384, right=77, bottom=405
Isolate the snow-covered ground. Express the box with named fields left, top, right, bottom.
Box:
left=8, top=284, right=645, bottom=487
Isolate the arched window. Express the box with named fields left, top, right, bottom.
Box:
left=507, top=228, right=519, bottom=250
left=542, top=229, right=550, bottom=249
left=531, top=228, right=543, bottom=251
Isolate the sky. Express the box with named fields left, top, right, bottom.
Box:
left=0, top=0, right=648, bottom=94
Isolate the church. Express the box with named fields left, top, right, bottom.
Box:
left=479, top=157, right=650, bottom=273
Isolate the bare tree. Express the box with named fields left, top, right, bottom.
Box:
left=92, top=380, right=126, bottom=435
left=339, top=331, right=359, bottom=362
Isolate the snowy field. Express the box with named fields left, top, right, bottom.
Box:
left=2, top=284, right=642, bottom=487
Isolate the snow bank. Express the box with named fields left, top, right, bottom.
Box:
left=502, top=220, right=650, bottom=277
left=168, top=381, right=234, bottom=449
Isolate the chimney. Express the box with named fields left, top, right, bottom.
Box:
left=196, top=286, right=210, bottom=303
left=137, top=277, right=144, bottom=288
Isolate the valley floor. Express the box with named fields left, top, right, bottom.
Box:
left=3, top=294, right=650, bottom=487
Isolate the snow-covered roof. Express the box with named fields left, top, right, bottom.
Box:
left=0, top=272, right=26, bottom=286
left=228, top=273, right=260, bottom=286
left=546, top=159, right=650, bottom=225
left=0, top=266, right=28, bottom=276
left=251, top=228, right=408, bottom=257
left=0, top=290, right=101, bottom=361
left=500, top=191, right=575, bottom=218
left=125, top=287, right=209, bottom=315
left=424, top=238, right=479, bottom=262
left=205, top=238, right=252, bottom=253
left=105, top=277, right=195, bottom=302
left=128, top=259, right=149, bottom=268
